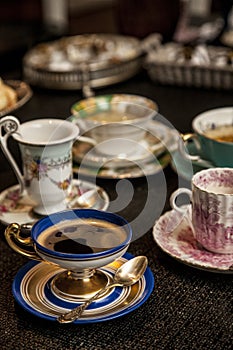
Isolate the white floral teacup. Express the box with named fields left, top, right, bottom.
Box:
left=170, top=168, right=233, bottom=254
left=0, top=116, right=91, bottom=215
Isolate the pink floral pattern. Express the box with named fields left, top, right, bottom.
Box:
left=0, top=188, right=26, bottom=213
left=193, top=201, right=233, bottom=253
left=191, top=168, right=233, bottom=254
left=153, top=208, right=233, bottom=272
left=0, top=181, right=101, bottom=214
left=193, top=168, right=233, bottom=190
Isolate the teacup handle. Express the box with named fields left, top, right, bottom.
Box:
left=179, top=133, right=214, bottom=168
left=179, top=133, right=201, bottom=161
left=170, top=188, right=195, bottom=234
left=78, top=135, right=97, bottom=146
left=0, top=116, right=25, bottom=194
left=170, top=188, right=192, bottom=213
left=4, top=223, right=42, bottom=261
left=69, top=118, right=96, bottom=146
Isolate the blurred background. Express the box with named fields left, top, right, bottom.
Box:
left=1, top=0, right=233, bottom=71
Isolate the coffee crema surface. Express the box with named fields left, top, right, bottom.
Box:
left=37, top=218, right=127, bottom=254
left=204, top=125, right=233, bottom=143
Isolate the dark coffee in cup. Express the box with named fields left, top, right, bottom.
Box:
left=37, top=218, right=127, bottom=254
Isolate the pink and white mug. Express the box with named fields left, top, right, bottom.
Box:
left=170, top=168, right=233, bottom=254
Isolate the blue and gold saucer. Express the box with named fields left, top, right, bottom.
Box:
left=12, top=253, right=154, bottom=323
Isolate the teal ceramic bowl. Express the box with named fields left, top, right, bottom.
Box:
left=180, top=107, right=233, bottom=167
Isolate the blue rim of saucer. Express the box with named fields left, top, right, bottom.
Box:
left=12, top=253, right=154, bottom=324
left=31, top=209, right=132, bottom=260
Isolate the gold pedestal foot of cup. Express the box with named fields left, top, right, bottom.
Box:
left=50, top=270, right=110, bottom=301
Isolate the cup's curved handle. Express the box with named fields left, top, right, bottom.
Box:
left=179, top=133, right=214, bottom=168
left=170, top=188, right=195, bottom=235
left=78, top=135, right=97, bottom=146
left=71, top=117, right=96, bottom=146
left=4, top=223, right=42, bottom=261
left=178, top=133, right=201, bottom=162
left=170, top=188, right=192, bottom=213
left=0, top=116, right=25, bottom=194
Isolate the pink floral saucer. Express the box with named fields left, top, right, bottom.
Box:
left=153, top=207, right=233, bottom=273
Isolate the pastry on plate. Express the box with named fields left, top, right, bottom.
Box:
left=0, top=78, right=17, bottom=111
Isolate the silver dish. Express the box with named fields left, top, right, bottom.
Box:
left=145, top=42, right=233, bottom=90
left=23, top=34, right=143, bottom=94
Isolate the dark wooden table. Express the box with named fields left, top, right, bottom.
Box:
left=0, top=69, right=232, bottom=350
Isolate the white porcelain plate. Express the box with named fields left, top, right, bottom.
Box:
left=0, top=179, right=109, bottom=225
left=73, top=151, right=171, bottom=179
left=72, top=120, right=177, bottom=179
left=153, top=208, right=233, bottom=273
left=72, top=120, right=174, bottom=168
left=12, top=253, right=154, bottom=323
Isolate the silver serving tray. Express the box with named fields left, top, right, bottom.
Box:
left=145, top=42, right=233, bottom=90
left=23, top=34, right=143, bottom=94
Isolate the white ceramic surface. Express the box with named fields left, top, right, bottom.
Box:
left=72, top=120, right=177, bottom=179
left=73, top=151, right=171, bottom=179
left=73, top=120, right=172, bottom=167
left=36, top=243, right=129, bottom=271
left=0, top=179, right=109, bottom=225
left=0, top=116, right=79, bottom=215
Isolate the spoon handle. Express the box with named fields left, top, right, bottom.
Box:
left=57, top=282, right=118, bottom=323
